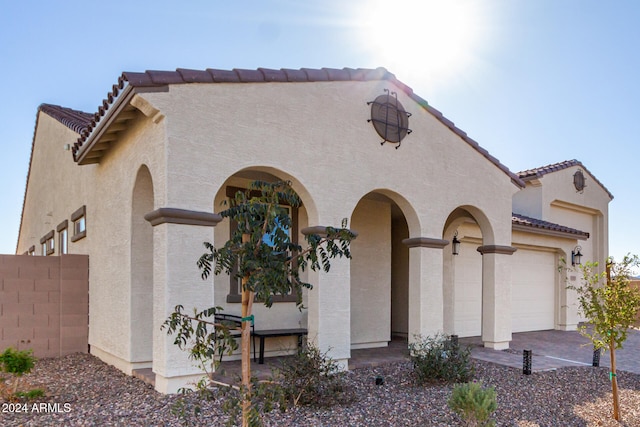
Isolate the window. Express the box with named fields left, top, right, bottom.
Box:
left=28, top=245, right=35, bottom=256
left=57, top=220, right=68, bottom=254
left=40, top=230, right=55, bottom=256
left=71, top=205, right=86, bottom=242
left=225, top=187, right=298, bottom=303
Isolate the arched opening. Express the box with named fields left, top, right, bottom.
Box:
left=350, top=191, right=411, bottom=348
left=443, top=207, right=490, bottom=338
left=130, top=166, right=154, bottom=365
left=211, top=168, right=314, bottom=348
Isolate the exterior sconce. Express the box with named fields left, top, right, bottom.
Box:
left=452, top=231, right=461, bottom=256
left=571, top=246, right=583, bottom=266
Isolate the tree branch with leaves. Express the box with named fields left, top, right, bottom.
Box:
left=568, top=254, right=640, bottom=421
left=163, top=180, right=355, bottom=426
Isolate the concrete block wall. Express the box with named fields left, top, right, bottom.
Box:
left=0, top=254, right=88, bottom=358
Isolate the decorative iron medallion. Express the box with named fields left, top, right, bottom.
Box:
left=573, top=170, right=586, bottom=193
left=367, top=89, right=412, bottom=148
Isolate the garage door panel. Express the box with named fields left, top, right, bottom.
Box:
left=512, top=250, right=556, bottom=332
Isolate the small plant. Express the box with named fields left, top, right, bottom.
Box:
left=0, top=347, right=37, bottom=397
left=448, top=381, right=497, bottom=427
left=277, top=344, right=354, bottom=407
left=409, top=333, right=474, bottom=384
left=14, top=388, right=45, bottom=400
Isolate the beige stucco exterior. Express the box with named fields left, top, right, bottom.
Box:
left=17, top=68, right=612, bottom=393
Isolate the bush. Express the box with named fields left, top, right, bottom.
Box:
left=0, top=347, right=38, bottom=398
left=277, top=344, right=354, bottom=407
left=409, top=333, right=474, bottom=384
left=0, top=348, right=35, bottom=377
left=448, top=381, right=497, bottom=427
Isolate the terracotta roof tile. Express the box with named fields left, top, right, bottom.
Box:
left=177, top=68, right=214, bottom=83
left=70, top=66, right=525, bottom=187
left=38, top=104, right=92, bottom=134
left=282, top=68, right=308, bottom=82
left=258, top=68, right=288, bottom=82
left=301, top=68, right=329, bottom=81
left=512, top=213, right=590, bottom=238
left=235, top=68, right=265, bottom=82
left=517, top=159, right=613, bottom=200
left=207, top=68, right=241, bottom=83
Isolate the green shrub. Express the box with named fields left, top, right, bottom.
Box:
left=0, top=348, right=35, bottom=376
left=448, top=381, right=497, bottom=427
left=0, top=347, right=37, bottom=398
left=277, top=344, right=354, bottom=407
left=409, top=333, right=474, bottom=384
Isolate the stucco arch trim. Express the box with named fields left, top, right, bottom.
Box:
left=403, top=237, right=448, bottom=249
left=443, top=205, right=496, bottom=245
left=215, top=166, right=319, bottom=226
left=144, top=208, right=222, bottom=227
left=477, top=245, right=517, bottom=255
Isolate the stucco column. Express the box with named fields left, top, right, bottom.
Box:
left=403, top=237, right=447, bottom=341
left=559, top=253, right=581, bottom=331
left=478, top=245, right=517, bottom=350
left=303, top=226, right=351, bottom=371
left=145, top=208, right=222, bottom=393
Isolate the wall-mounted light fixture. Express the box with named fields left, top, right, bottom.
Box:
left=571, top=245, right=583, bottom=266
left=452, top=231, right=461, bottom=256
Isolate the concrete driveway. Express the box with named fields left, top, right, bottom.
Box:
left=461, top=328, right=640, bottom=374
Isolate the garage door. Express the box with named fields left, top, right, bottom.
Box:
left=512, top=249, right=556, bottom=332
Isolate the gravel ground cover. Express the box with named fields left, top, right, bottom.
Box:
left=2, top=352, right=640, bottom=426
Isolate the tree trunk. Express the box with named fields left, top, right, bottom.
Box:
left=240, top=233, right=253, bottom=427
left=606, top=263, right=621, bottom=421
left=610, top=335, right=620, bottom=421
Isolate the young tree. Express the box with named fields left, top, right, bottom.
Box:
left=570, top=254, right=640, bottom=421
left=163, top=180, right=355, bottom=426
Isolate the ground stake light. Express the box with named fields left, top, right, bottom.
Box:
left=523, top=349, right=532, bottom=375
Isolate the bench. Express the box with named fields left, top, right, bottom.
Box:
left=214, top=313, right=307, bottom=364
left=214, top=313, right=256, bottom=362
left=252, top=328, right=308, bottom=364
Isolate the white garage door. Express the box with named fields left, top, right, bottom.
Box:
left=512, top=249, right=556, bottom=332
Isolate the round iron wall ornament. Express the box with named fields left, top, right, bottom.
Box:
left=367, top=89, right=412, bottom=148
left=573, top=170, right=586, bottom=193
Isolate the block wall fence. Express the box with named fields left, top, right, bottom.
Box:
left=0, top=254, right=89, bottom=358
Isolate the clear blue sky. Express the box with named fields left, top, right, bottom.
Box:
left=1, top=0, right=638, bottom=262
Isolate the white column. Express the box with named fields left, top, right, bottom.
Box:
left=303, top=225, right=351, bottom=371
left=309, top=256, right=351, bottom=370
left=145, top=208, right=222, bottom=393
left=404, top=237, right=447, bottom=342
left=478, top=245, right=516, bottom=350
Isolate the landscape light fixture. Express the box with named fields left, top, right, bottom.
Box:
left=571, top=246, right=583, bottom=266
left=452, top=231, right=461, bottom=256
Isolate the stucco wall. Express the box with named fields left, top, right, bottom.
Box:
left=17, top=112, right=94, bottom=256
left=350, top=198, right=391, bottom=348
left=140, top=80, right=518, bottom=244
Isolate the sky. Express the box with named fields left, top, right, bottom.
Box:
left=0, top=0, right=638, bottom=262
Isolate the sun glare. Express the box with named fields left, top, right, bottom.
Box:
left=358, top=0, right=489, bottom=92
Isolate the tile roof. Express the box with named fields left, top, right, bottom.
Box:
left=512, top=212, right=590, bottom=239
left=517, top=159, right=613, bottom=199
left=39, top=104, right=93, bottom=134
left=70, top=66, right=525, bottom=188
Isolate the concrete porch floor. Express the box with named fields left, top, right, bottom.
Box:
left=133, top=329, right=640, bottom=388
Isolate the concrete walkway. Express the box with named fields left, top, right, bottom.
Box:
left=461, top=329, right=640, bottom=374
left=155, top=328, right=640, bottom=388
